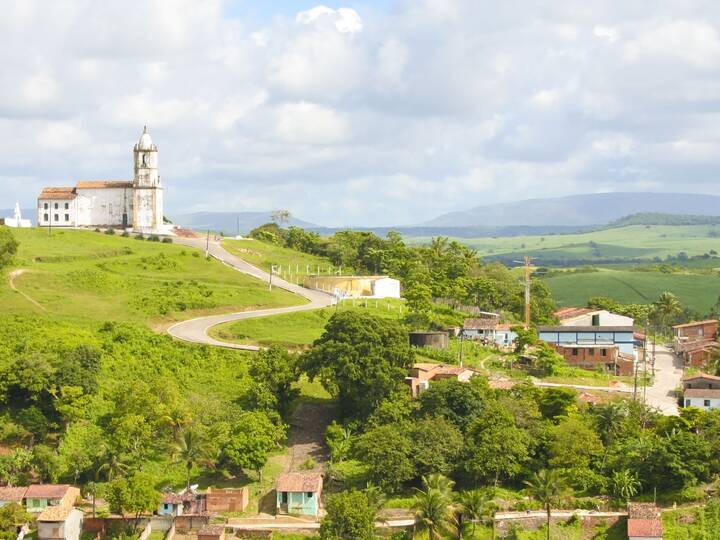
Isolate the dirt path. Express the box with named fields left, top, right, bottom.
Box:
left=7, top=269, right=46, bottom=311
left=286, top=401, right=336, bottom=473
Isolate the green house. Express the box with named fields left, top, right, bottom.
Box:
left=276, top=473, right=323, bottom=517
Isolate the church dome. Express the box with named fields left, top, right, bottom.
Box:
left=137, top=125, right=154, bottom=150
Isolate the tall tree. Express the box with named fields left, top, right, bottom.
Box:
left=173, top=429, right=212, bottom=490
left=413, top=482, right=452, bottom=540
left=652, top=291, right=683, bottom=333
left=302, top=311, right=414, bottom=419
left=524, top=469, right=568, bottom=540
left=320, top=491, right=376, bottom=540
left=0, top=227, right=18, bottom=269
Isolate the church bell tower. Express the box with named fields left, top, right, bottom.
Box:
left=132, top=126, right=164, bottom=232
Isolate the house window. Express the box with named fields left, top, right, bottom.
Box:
left=54, top=214, right=59, bottom=221
left=281, top=492, right=288, bottom=504
left=685, top=399, right=691, bottom=407
left=588, top=348, right=594, bottom=356
left=64, top=202, right=69, bottom=209
left=572, top=348, right=578, bottom=355
left=43, top=213, right=48, bottom=222
left=44, top=203, right=48, bottom=209
left=306, top=492, right=314, bottom=498
left=699, top=328, right=704, bottom=337
left=54, top=203, right=58, bottom=209
left=65, top=214, right=69, bottom=222
left=601, top=349, right=607, bottom=357
left=705, top=400, right=711, bottom=407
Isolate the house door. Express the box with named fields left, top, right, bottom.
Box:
left=281, top=492, right=288, bottom=504
left=122, top=213, right=128, bottom=227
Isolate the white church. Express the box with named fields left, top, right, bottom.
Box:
left=37, top=126, right=171, bottom=234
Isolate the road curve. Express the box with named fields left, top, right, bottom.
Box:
left=167, top=237, right=333, bottom=350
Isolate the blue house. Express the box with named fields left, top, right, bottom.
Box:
left=276, top=473, right=323, bottom=517
left=537, top=326, right=636, bottom=357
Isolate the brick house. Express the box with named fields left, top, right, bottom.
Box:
left=673, top=319, right=718, bottom=342
left=205, top=488, right=248, bottom=513
left=550, top=344, right=635, bottom=376
left=405, top=362, right=479, bottom=397
left=675, top=339, right=719, bottom=368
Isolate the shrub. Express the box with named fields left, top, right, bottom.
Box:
left=149, top=235, right=160, bottom=242
left=104, top=228, right=116, bottom=235
left=299, top=457, right=316, bottom=470
left=161, top=237, right=173, bottom=244
left=121, top=231, right=130, bottom=237
left=94, top=228, right=101, bottom=233
left=134, top=234, right=145, bottom=241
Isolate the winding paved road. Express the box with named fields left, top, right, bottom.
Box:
left=167, top=237, right=333, bottom=350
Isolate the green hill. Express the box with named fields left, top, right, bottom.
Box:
left=1, top=228, right=304, bottom=325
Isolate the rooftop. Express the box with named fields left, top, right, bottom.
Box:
left=684, top=388, right=720, bottom=398
left=682, top=372, right=720, bottom=382
left=538, top=325, right=634, bottom=333
left=76, top=180, right=133, bottom=189
left=38, top=187, right=76, bottom=200
left=555, top=307, right=595, bottom=320
left=0, top=486, right=28, bottom=502
left=627, top=518, right=663, bottom=537
left=673, top=319, right=718, bottom=329
left=37, top=506, right=75, bottom=522
left=276, top=473, right=323, bottom=493
left=25, top=484, right=73, bottom=499
left=464, top=316, right=500, bottom=330
left=677, top=340, right=719, bottom=353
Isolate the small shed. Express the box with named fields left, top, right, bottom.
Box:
left=37, top=506, right=83, bottom=540
left=276, top=473, right=323, bottom=517
left=627, top=503, right=663, bottom=540
left=205, top=487, right=248, bottom=513
left=409, top=331, right=449, bottom=349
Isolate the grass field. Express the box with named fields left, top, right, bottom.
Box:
left=0, top=228, right=304, bottom=326
left=210, top=298, right=406, bottom=348
left=544, top=267, right=720, bottom=313
left=222, top=238, right=339, bottom=277
left=410, top=224, right=720, bottom=263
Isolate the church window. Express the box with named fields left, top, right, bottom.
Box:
left=54, top=214, right=58, bottom=221
left=64, top=203, right=69, bottom=209
left=54, top=203, right=58, bottom=209
left=43, top=213, right=48, bottom=222
left=64, top=214, right=69, bottom=222
left=44, top=203, right=48, bottom=209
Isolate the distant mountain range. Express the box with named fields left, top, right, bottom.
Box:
left=171, top=211, right=317, bottom=234
left=419, top=192, right=720, bottom=228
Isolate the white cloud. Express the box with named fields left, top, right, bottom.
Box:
left=274, top=102, right=349, bottom=145
left=296, top=6, right=363, bottom=34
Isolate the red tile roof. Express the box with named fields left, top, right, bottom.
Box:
left=682, top=372, right=720, bottom=382
left=627, top=518, right=663, bottom=537
left=0, top=486, right=28, bottom=502
left=38, top=187, right=76, bottom=200
left=677, top=340, right=719, bottom=353
left=672, top=319, right=718, bottom=329
left=555, top=307, right=594, bottom=320
left=37, top=506, right=75, bottom=522
left=76, top=180, right=133, bottom=189
left=685, top=388, right=720, bottom=398
left=464, top=316, right=499, bottom=330
left=276, top=473, right=322, bottom=493
left=25, top=484, right=73, bottom=499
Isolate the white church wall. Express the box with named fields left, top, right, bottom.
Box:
left=75, top=188, right=132, bottom=227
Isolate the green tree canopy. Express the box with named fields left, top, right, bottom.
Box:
left=320, top=491, right=376, bottom=540
left=302, top=311, right=414, bottom=419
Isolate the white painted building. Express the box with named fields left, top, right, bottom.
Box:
left=683, top=389, right=720, bottom=410
left=557, top=308, right=634, bottom=327
left=370, top=277, right=401, bottom=298
left=37, top=127, right=169, bottom=234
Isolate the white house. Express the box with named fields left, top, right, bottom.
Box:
left=683, top=389, right=720, bottom=410
left=371, top=277, right=401, bottom=298
left=555, top=307, right=634, bottom=327
left=37, top=127, right=170, bottom=234
left=37, top=507, right=83, bottom=540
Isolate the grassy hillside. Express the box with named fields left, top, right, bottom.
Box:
left=409, top=224, right=720, bottom=264
left=210, top=298, right=406, bottom=349
left=222, top=238, right=338, bottom=277
left=545, top=267, right=720, bottom=313
left=1, top=228, right=304, bottom=326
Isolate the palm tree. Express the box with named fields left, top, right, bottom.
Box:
left=173, top=429, right=211, bottom=490
left=454, top=489, right=495, bottom=539
left=413, top=488, right=451, bottom=540
left=422, top=473, right=455, bottom=497
left=96, top=452, right=130, bottom=482
left=524, top=469, right=567, bottom=540
left=652, top=291, right=682, bottom=334
left=594, top=402, right=628, bottom=470
left=611, top=470, right=640, bottom=506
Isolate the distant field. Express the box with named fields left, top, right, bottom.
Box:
left=1, top=228, right=304, bottom=325
left=545, top=268, right=720, bottom=313
left=222, top=238, right=339, bottom=277
left=408, top=224, right=720, bottom=263
left=210, top=298, right=406, bottom=348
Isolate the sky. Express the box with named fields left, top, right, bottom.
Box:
left=3, top=0, right=720, bottom=227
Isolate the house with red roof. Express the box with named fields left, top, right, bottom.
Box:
left=682, top=373, right=720, bottom=410
left=276, top=473, right=323, bottom=517
left=405, top=362, right=480, bottom=397
left=627, top=503, right=663, bottom=540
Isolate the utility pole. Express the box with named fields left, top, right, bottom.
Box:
left=269, top=265, right=274, bottom=291
left=459, top=330, right=465, bottom=367
left=642, top=321, right=648, bottom=403
left=514, top=256, right=533, bottom=328
left=205, top=229, right=210, bottom=259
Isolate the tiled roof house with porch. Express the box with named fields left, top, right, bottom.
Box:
left=276, top=473, right=323, bottom=517
left=682, top=372, right=720, bottom=411
left=672, top=320, right=719, bottom=368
